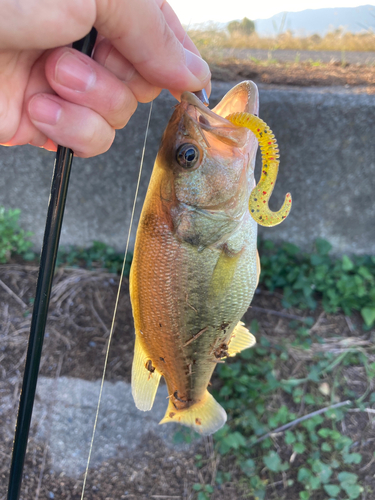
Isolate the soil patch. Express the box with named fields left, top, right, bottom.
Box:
left=209, top=60, right=375, bottom=93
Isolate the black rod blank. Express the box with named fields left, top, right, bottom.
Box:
left=7, top=28, right=97, bottom=500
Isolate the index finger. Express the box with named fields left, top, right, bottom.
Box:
left=94, top=0, right=210, bottom=93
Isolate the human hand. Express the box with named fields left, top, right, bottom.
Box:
left=0, top=0, right=211, bottom=158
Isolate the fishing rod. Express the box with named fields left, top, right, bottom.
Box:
left=7, top=28, right=98, bottom=500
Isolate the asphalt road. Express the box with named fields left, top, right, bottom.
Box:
left=222, top=48, right=375, bottom=64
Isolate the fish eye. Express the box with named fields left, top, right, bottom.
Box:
left=176, top=144, right=200, bottom=169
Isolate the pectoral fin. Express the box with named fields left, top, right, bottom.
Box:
left=227, top=321, right=256, bottom=357
left=160, top=390, right=227, bottom=435
left=131, top=334, right=161, bottom=411
left=209, top=249, right=242, bottom=300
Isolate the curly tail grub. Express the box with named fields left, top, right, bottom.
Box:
left=225, top=112, right=291, bottom=227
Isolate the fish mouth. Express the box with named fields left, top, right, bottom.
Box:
left=180, top=81, right=259, bottom=148
left=180, top=81, right=259, bottom=123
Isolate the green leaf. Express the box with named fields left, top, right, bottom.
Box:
left=240, top=459, right=255, bottom=477
left=198, top=492, right=208, bottom=500
left=358, top=266, right=373, bottom=280
left=250, top=319, right=260, bottom=334
left=222, top=431, right=247, bottom=450
left=293, top=442, right=306, bottom=454
left=321, top=442, right=332, bottom=452
left=307, top=366, right=321, bottom=382
left=324, top=484, right=341, bottom=497
left=173, top=430, right=185, bottom=444
left=299, top=492, right=310, bottom=500
left=23, top=251, right=36, bottom=261
left=317, top=428, right=332, bottom=438
left=309, top=476, right=322, bottom=490
left=193, top=483, right=202, bottom=491
left=219, top=385, right=232, bottom=397
left=338, top=472, right=358, bottom=484
left=342, top=255, right=354, bottom=271
left=311, top=459, right=332, bottom=483
left=297, top=467, right=311, bottom=482
left=263, top=451, right=282, bottom=472
left=343, top=453, right=362, bottom=464
left=361, top=307, right=375, bottom=327
left=304, top=394, right=315, bottom=405
left=315, top=238, right=332, bottom=256
left=285, top=430, right=296, bottom=444
left=341, top=483, right=363, bottom=499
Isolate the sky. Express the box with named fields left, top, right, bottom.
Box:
left=168, top=0, right=373, bottom=25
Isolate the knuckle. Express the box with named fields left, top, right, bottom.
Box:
left=106, top=86, right=137, bottom=129
left=77, top=117, right=115, bottom=158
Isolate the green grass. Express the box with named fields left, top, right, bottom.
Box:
left=259, top=238, right=375, bottom=329
left=0, top=207, right=35, bottom=262
left=209, top=326, right=372, bottom=499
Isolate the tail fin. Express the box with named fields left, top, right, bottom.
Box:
left=159, top=391, right=227, bottom=435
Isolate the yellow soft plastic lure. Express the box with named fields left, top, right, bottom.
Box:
left=226, top=112, right=292, bottom=227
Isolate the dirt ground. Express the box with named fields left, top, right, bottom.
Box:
left=0, top=264, right=374, bottom=500
left=209, top=60, right=375, bottom=93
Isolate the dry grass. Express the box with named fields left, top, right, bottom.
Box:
left=188, top=26, right=375, bottom=57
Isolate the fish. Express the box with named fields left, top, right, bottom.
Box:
left=129, top=80, right=290, bottom=435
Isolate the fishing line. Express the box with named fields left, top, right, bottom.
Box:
left=80, top=100, right=154, bottom=500
left=80, top=22, right=204, bottom=496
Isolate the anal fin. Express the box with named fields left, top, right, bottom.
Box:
left=131, top=334, right=161, bottom=411
left=160, top=390, right=227, bottom=435
left=227, top=321, right=256, bottom=357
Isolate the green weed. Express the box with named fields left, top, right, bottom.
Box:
left=211, top=320, right=371, bottom=499
left=56, top=241, right=132, bottom=276
left=259, top=238, right=375, bottom=328
left=192, top=483, right=214, bottom=500
left=0, top=206, right=34, bottom=262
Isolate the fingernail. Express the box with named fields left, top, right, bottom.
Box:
left=184, top=49, right=210, bottom=82
left=55, top=52, right=96, bottom=92
left=28, top=95, right=62, bottom=125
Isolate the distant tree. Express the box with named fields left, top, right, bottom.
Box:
left=228, top=17, right=255, bottom=36
left=241, top=17, right=255, bottom=35
left=228, top=20, right=241, bottom=35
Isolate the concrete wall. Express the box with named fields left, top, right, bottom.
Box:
left=0, top=82, right=374, bottom=255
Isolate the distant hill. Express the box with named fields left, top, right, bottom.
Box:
left=254, top=5, right=375, bottom=36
